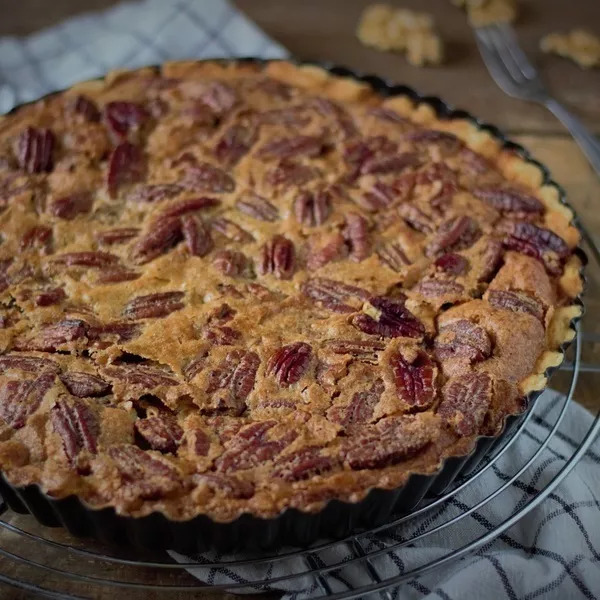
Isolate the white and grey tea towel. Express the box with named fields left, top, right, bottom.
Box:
left=0, top=0, right=286, bottom=113
left=1, top=2, right=599, bottom=598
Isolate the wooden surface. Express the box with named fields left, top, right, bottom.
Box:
left=0, top=0, right=598, bottom=598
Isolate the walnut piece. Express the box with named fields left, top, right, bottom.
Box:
left=540, top=30, right=600, bottom=69
left=356, top=4, right=443, bottom=67
left=452, top=0, right=517, bottom=27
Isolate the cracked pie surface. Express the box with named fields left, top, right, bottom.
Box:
left=0, top=61, right=583, bottom=522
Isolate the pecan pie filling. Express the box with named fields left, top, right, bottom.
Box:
left=0, top=61, right=582, bottom=522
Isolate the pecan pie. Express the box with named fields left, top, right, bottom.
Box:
left=0, top=60, right=582, bottom=523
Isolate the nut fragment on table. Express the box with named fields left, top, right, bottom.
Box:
left=540, top=29, right=600, bottom=69
left=452, top=0, right=517, bottom=27
left=356, top=4, right=443, bottom=66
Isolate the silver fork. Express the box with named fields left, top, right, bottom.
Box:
left=475, top=23, right=600, bottom=177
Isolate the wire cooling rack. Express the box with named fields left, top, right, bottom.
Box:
left=0, top=231, right=598, bottom=600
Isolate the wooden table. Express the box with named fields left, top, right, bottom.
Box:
left=0, top=1, right=598, bottom=598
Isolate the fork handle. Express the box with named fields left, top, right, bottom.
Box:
left=544, top=98, right=600, bottom=177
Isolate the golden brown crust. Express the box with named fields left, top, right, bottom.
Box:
left=0, top=60, right=582, bottom=522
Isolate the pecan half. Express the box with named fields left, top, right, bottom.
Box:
left=406, top=129, right=462, bottom=155
left=51, top=398, right=99, bottom=464
left=294, top=190, right=331, bottom=227
left=327, top=379, right=384, bottom=427
left=308, top=97, right=357, bottom=138
left=266, top=160, right=319, bottom=187
left=215, top=124, right=258, bottom=166
left=473, top=187, right=544, bottom=215
left=258, top=235, right=295, bottom=280
left=16, top=127, right=55, bottom=173
left=301, top=277, right=369, bottom=313
left=35, top=287, right=67, bottom=307
left=258, top=135, right=324, bottom=160
left=352, top=297, right=424, bottom=338
left=0, top=355, right=60, bottom=374
left=135, top=415, right=183, bottom=453
left=426, top=215, right=480, bottom=256
left=183, top=351, right=208, bottom=382
left=343, top=136, right=397, bottom=179
left=181, top=215, right=213, bottom=257
left=360, top=152, right=417, bottom=176
left=60, top=372, right=111, bottom=397
left=487, top=290, right=544, bottom=321
left=391, top=351, right=436, bottom=408
left=267, top=342, right=312, bottom=386
left=342, top=415, right=433, bottom=470
left=211, top=217, right=253, bottom=243
left=437, top=373, right=492, bottom=436
left=96, top=227, right=140, bottom=245
left=131, top=218, right=182, bottom=264
left=13, top=319, right=88, bottom=352
left=193, top=81, right=237, bottom=114
left=212, top=250, right=250, bottom=277
left=215, top=420, right=295, bottom=472
left=20, top=226, right=52, bottom=253
left=434, top=320, right=492, bottom=363
left=377, top=242, right=411, bottom=271
left=344, top=213, right=370, bottom=261
left=127, top=183, right=182, bottom=203
left=181, top=162, right=235, bottom=193
left=434, top=253, right=469, bottom=276
left=123, top=291, right=185, bottom=319
left=476, top=239, right=504, bottom=283
left=203, top=326, right=241, bottom=345
left=417, top=278, right=465, bottom=299
left=189, top=428, right=211, bottom=456
left=72, top=95, right=101, bottom=122
left=236, top=193, right=278, bottom=222
left=502, top=221, right=569, bottom=275
left=159, top=197, right=220, bottom=219
left=325, top=339, right=385, bottom=363
left=398, top=203, right=433, bottom=233
left=273, top=447, right=336, bottom=481
left=53, top=251, right=119, bottom=268
left=49, top=192, right=93, bottom=220
left=206, top=350, right=260, bottom=415
left=107, top=142, right=146, bottom=198
left=96, top=269, right=141, bottom=284
left=108, top=444, right=181, bottom=498
left=104, top=101, right=150, bottom=139
left=0, top=373, right=55, bottom=428
left=195, top=473, right=255, bottom=499
left=102, top=364, right=178, bottom=388
left=87, top=321, right=141, bottom=344
left=305, top=232, right=346, bottom=271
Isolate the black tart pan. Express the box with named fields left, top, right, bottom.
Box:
left=0, top=58, right=586, bottom=554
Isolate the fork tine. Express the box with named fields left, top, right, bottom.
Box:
left=496, top=23, right=538, bottom=79
left=474, top=28, right=518, bottom=94
left=486, top=25, right=527, bottom=83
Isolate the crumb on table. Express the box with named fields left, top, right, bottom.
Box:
left=356, top=4, right=443, bottom=67
left=452, top=0, right=517, bottom=27
left=540, top=29, right=600, bottom=69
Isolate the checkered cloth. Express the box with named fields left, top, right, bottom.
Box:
left=0, top=0, right=287, bottom=114
left=1, top=3, right=599, bottom=598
